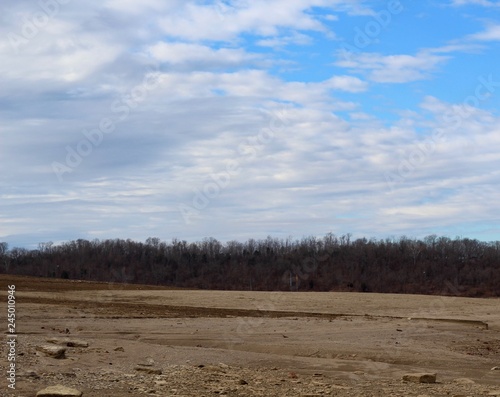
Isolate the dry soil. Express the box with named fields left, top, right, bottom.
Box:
left=0, top=275, right=499, bottom=396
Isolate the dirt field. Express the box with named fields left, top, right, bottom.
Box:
left=1, top=275, right=499, bottom=396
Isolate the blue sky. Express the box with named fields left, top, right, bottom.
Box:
left=1, top=0, right=500, bottom=248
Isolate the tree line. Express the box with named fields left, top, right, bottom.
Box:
left=1, top=234, right=499, bottom=296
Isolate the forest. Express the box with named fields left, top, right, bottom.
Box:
left=1, top=234, right=499, bottom=297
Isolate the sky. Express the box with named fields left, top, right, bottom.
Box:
left=1, top=0, right=500, bottom=249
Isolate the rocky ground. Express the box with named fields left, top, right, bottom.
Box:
left=1, top=275, right=499, bottom=396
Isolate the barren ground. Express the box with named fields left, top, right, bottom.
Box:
left=1, top=275, right=499, bottom=396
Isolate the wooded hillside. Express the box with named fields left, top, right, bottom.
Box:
left=1, top=234, right=499, bottom=296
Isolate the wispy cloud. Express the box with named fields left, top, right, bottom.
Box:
left=450, top=0, right=500, bottom=7
left=157, top=1, right=332, bottom=42
left=335, top=51, right=450, bottom=83
left=147, top=42, right=261, bottom=68
left=468, top=24, right=500, bottom=41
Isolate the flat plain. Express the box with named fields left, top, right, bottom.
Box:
left=1, top=274, right=499, bottom=396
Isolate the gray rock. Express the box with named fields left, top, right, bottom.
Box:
left=135, top=366, right=162, bottom=375
left=36, top=345, right=66, bottom=359
left=454, top=378, right=475, bottom=384
left=46, top=337, right=89, bottom=348
left=402, top=373, right=437, bottom=384
left=18, top=370, right=40, bottom=379
left=36, top=385, right=83, bottom=397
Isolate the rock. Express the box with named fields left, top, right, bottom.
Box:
left=36, top=345, right=66, bottom=359
left=491, top=366, right=500, bottom=371
left=114, top=346, right=125, bottom=352
left=331, top=385, right=352, bottom=390
left=402, top=373, right=437, bottom=384
left=488, top=392, right=500, bottom=396
left=454, top=378, right=475, bottom=384
left=135, top=366, right=162, bottom=375
left=154, top=380, right=168, bottom=386
left=239, top=379, right=248, bottom=385
left=18, top=370, right=40, bottom=379
left=36, top=385, right=83, bottom=396
left=47, top=338, right=89, bottom=348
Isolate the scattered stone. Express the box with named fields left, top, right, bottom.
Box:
left=18, top=370, right=40, bottom=379
left=135, top=366, right=162, bottom=375
left=331, top=385, right=352, bottom=390
left=402, top=373, right=437, bottom=384
left=47, top=338, right=89, bottom=348
left=36, top=385, right=83, bottom=397
left=36, top=345, right=66, bottom=359
left=453, top=378, right=475, bottom=384
left=154, top=380, right=168, bottom=386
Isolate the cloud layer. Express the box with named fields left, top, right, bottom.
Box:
left=1, top=0, right=500, bottom=247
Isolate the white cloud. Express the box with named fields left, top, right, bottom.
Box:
left=157, top=0, right=341, bottom=42
left=256, top=32, right=313, bottom=47
left=468, top=24, right=500, bottom=41
left=1, top=1, right=500, bottom=247
left=0, top=36, right=122, bottom=82
left=147, top=42, right=260, bottom=67
left=451, top=0, right=500, bottom=6
left=335, top=51, right=450, bottom=83
left=103, top=0, right=181, bottom=14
